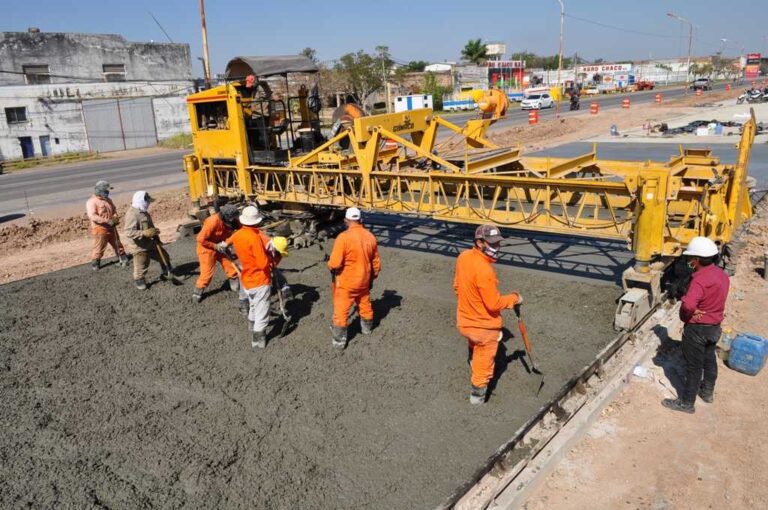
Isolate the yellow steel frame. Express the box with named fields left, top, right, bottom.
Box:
left=184, top=104, right=757, bottom=269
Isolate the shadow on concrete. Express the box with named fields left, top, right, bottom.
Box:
left=0, top=213, right=25, bottom=224
left=365, top=214, right=633, bottom=284
left=278, top=283, right=320, bottom=338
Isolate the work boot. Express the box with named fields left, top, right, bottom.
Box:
left=331, top=325, right=347, bottom=349
left=134, top=278, right=147, bottom=291
left=91, top=259, right=100, bottom=271
left=469, top=385, right=487, bottom=405
left=661, top=398, right=695, bottom=414
left=361, top=319, right=374, bottom=335
left=228, top=277, right=240, bottom=292
left=118, top=254, right=130, bottom=267
left=193, top=287, right=204, bottom=303
left=239, top=299, right=250, bottom=317
left=252, top=330, right=267, bottom=349
left=698, top=383, right=715, bottom=404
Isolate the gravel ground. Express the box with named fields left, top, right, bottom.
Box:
left=0, top=234, right=620, bottom=509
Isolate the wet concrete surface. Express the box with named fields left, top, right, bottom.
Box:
left=0, top=234, right=620, bottom=508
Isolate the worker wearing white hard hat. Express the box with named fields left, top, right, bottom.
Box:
left=662, top=236, right=730, bottom=414
left=327, top=207, right=381, bottom=348
left=220, top=205, right=274, bottom=349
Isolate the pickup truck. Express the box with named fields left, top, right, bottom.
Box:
left=690, top=78, right=712, bottom=91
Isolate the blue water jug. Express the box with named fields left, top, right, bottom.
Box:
left=727, top=333, right=768, bottom=376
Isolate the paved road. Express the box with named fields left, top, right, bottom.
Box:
left=0, top=150, right=187, bottom=220
left=446, top=82, right=728, bottom=129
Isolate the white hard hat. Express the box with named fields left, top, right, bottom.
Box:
left=682, top=236, right=719, bottom=257
left=345, top=207, right=361, bottom=221
left=239, top=205, right=263, bottom=226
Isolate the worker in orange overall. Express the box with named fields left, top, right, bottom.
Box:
left=193, top=204, right=240, bottom=303
left=327, top=207, right=381, bottom=349
left=220, top=206, right=273, bottom=349
left=85, top=180, right=128, bottom=271
left=454, top=225, right=522, bottom=405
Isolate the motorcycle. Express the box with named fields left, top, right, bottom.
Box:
left=747, top=91, right=765, bottom=104
left=569, top=96, right=580, bottom=111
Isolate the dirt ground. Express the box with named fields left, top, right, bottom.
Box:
left=523, top=203, right=768, bottom=510
left=489, top=88, right=741, bottom=152
left=0, top=233, right=621, bottom=508
left=0, top=189, right=191, bottom=284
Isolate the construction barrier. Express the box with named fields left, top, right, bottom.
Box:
left=528, top=110, right=538, bottom=125
left=622, top=98, right=630, bottom=109
left=590, top=103, right=599, bottom=115
left=654, top=94, right=662, bottom=104
left=726, top=83, right=731, bottom=91
left=695, top=89, right=703, bottom=97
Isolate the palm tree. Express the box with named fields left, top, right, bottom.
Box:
left=461, top=39, right=488, bottom=65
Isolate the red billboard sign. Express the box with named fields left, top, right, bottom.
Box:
left=745, top=53, right=761, bottom=80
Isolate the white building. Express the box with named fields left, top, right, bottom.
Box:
left=0, top=29, right=194, bottom=161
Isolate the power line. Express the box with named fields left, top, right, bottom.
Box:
left=564, top=14, right=684, bottom=40
left=148, top=11, right=174, bottom=43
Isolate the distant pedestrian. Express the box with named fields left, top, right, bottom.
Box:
left=123, top=191, right=174, bottom=290
left=85, top=180, right=127, bottom=271
left=662, top=237, right=730, bottom=414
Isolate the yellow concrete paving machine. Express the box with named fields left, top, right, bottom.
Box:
left=182, top=55, right=758, bottom=330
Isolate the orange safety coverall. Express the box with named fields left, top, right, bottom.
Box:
left=85, top=195, right=125, bottom=260
left=195, top=212, right=238, bottom=289
left=226, top=226, right=272, bottom=289
left=454, top=247, right=520, bottom=388
left=327, top=223, right=381, bottom=327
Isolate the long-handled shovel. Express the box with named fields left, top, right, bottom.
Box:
left=513, top=304, right=545, bottom=396
left=153, top=237, right=183, bottom=286
left=272, top=270, right=292, bottom=337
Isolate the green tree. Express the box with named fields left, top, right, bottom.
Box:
left=404, top=60, right=429, bottom=72
left=333, top=46, right=394, bottom=108
left=421, top=72, right=449, bottom=110
left=300, top=47, right=318, bottom=64
left=461, top=38, right=488, bottom=65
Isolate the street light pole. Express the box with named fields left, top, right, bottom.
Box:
left=199, top=0, right=212, bottom=89
left=667, top=12, right=692, bottom=94
left=556, top=0, right=564, bottom=117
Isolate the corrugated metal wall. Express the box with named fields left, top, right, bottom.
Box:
left=82, top=98, right=157, bottom=152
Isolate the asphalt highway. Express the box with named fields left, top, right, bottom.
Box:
left=445, top=82, right=729, bottom=128
left=0, top=150, right=187, bottom=220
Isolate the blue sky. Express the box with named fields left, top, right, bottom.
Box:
left=3, top=0, right=766, bottom=75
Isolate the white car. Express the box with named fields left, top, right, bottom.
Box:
left=521, top=93, right=554, bottom=110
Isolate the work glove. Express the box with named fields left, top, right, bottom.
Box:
left=215, top=241, right=228, bottom=253
left=143, top=227, right=158, bottom=239
left=108, top=215, right=119, bottom=226
left=513, top=293, right=523, bottom=306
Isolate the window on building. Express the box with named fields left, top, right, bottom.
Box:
left=23, top=64, right=51, bottom=84
left=5, top=107, right=28, bottom=124
left=103, top=64, right=126, bottom=82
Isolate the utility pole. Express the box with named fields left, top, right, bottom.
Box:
left=667, top=12, right=692, bottom=94
left=555, top=0, right=565, bottom=118
left=199, top=0, right=212, bottom=88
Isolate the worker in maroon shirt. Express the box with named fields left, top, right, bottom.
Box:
left=663, top=237, right=730, bottom=414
